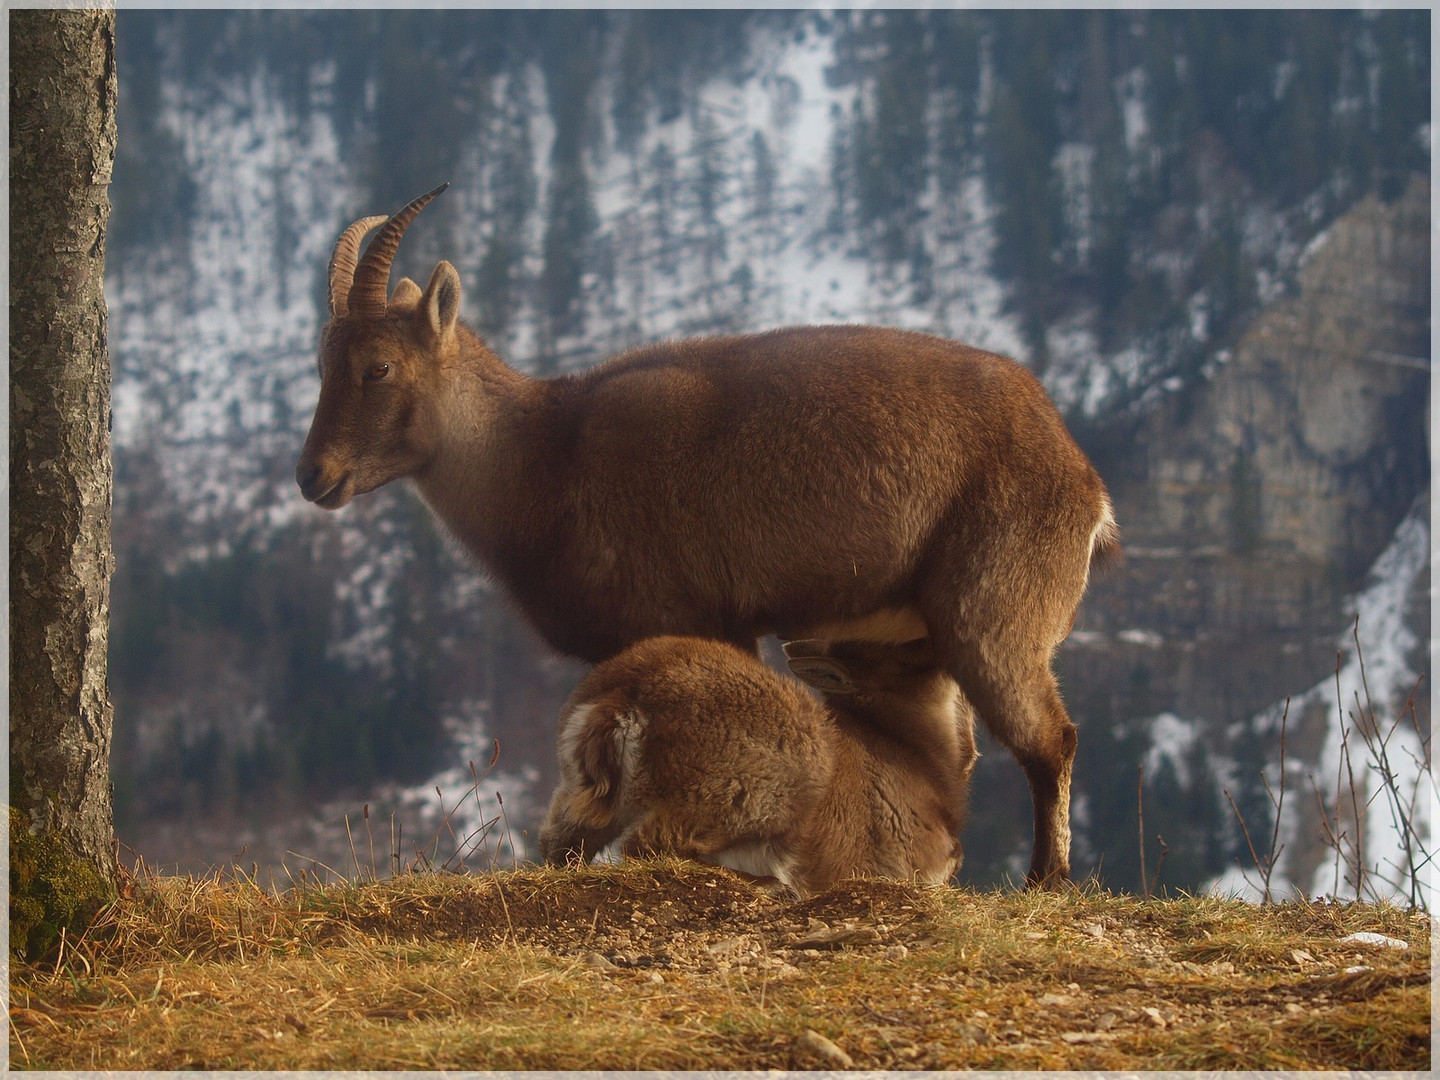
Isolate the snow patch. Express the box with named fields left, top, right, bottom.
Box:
left=1119, top=629, right=1164, bottom=648
left=1206, top=496, right=1431, bottom=907
left=1144, top=713, right=1201, bottom=789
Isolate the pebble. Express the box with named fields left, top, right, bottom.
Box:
left=1339, top=932, right=1408, bottom=950
left=791, top=924, right=882, bottom=949
left=705, top=935, right=749, bottom=957
left=793, top=1028, right=853, bottom=1069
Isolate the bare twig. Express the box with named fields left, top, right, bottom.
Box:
left=1223, top=787, right=1270, bottom=904
left=1265, top=699, right=1290, bottom=881
left=1137, top=763, right=1149, bottom=900
left=344, top=813, right=363, bottom=882
left=364, top=803, right=376, bottom=881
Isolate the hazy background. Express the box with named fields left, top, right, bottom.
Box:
left=104, top=8, right=1430, bottom=902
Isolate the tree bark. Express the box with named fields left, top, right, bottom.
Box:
left=9, top=6, right=119, bottom=885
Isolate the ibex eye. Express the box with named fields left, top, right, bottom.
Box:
left=366, top=363, right=391, bottom=381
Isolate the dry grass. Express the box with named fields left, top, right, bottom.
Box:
left=8, top=859, right=1431, bottom=1070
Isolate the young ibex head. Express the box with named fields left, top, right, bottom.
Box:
left=296, top=182, right=464, bottom=508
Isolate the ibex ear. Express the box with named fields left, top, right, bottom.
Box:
left=421, top=260, right=462, bottom=343
left=786, top=656, right=856, bottom=696
left=389, top=277, right=422, bottom=314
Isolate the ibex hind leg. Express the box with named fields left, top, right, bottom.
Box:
left=920, top=503, right=1095, bottom=888
left=938, top=640, right=1076, bottom=888
left=918, top=540, right=1079, bottom=889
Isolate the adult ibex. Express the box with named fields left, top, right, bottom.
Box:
left=296, top=184, right=1120, bottom=886
left=538, top=635, right=977, bottom=895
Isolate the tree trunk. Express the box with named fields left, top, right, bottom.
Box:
left=9, top=7, right=119, bottom=890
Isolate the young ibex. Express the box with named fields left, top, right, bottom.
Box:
left=538, top=635, right=977, bottom=895
left=296, top=184, right=1119, bottom=886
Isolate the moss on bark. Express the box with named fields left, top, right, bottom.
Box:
left=9, top=806, right=113, bottom=962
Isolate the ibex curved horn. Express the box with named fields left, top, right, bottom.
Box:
left=327, top=215, right=388, bottom=319
left=347, top=182, right=451, bottom=321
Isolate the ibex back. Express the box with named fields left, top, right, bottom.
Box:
left=538, top=636, right=977, bottom=895
left=296, top=185, right=1120, bottom=886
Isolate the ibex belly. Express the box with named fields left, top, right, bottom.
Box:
left=790, top=606, right=929, bottom=645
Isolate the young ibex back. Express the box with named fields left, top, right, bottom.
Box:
left=538, top=635, right=977, bottom=895
left=296, top=185, right=1120, bottom=886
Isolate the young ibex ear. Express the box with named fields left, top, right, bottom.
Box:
left=421, top=260, right=462, bottom=343
left=786, top=655, right=856, bottom=696
left=389, top=277, right=423, bottom=314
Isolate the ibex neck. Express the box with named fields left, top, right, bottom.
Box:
left=413, top=332, right=555, bottom=564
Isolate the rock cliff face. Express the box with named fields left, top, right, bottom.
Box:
left=1052, top=176, right=1430, bottom=891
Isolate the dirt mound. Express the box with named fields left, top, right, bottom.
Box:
left=329, top=860, right=939, bottom=973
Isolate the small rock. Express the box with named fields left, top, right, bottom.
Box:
left=793, top=1029, right=853, bottom=1069
left=582, top=951, right=618, bottom=971
left=706, top=935, right=748, bottom=957
left=956, top=1022, right=990, bottom=1044
left=792, top=925, right=882, bottom=950
left=1291, top=948, right=1317, bottom=965
left=1284, top=1003, right=1303, bottom=1014
left=1084, top=922, right=1105, bottom=939
left=1141, top=1006, right=1167, bottom=1028
left=1339, top=932, right=1408, bottom=950
left=772, top=962, right=802, bottom=979
left=1095, top=1012, right=1117, bottom=1031
left=1038, top=992, right=1071, bottom=1006
left=882, top=944, right=909, bottom=961
left=648, top=972, right=664, bottom=985
left=1061, top=1031, right=1112, bottom=1044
